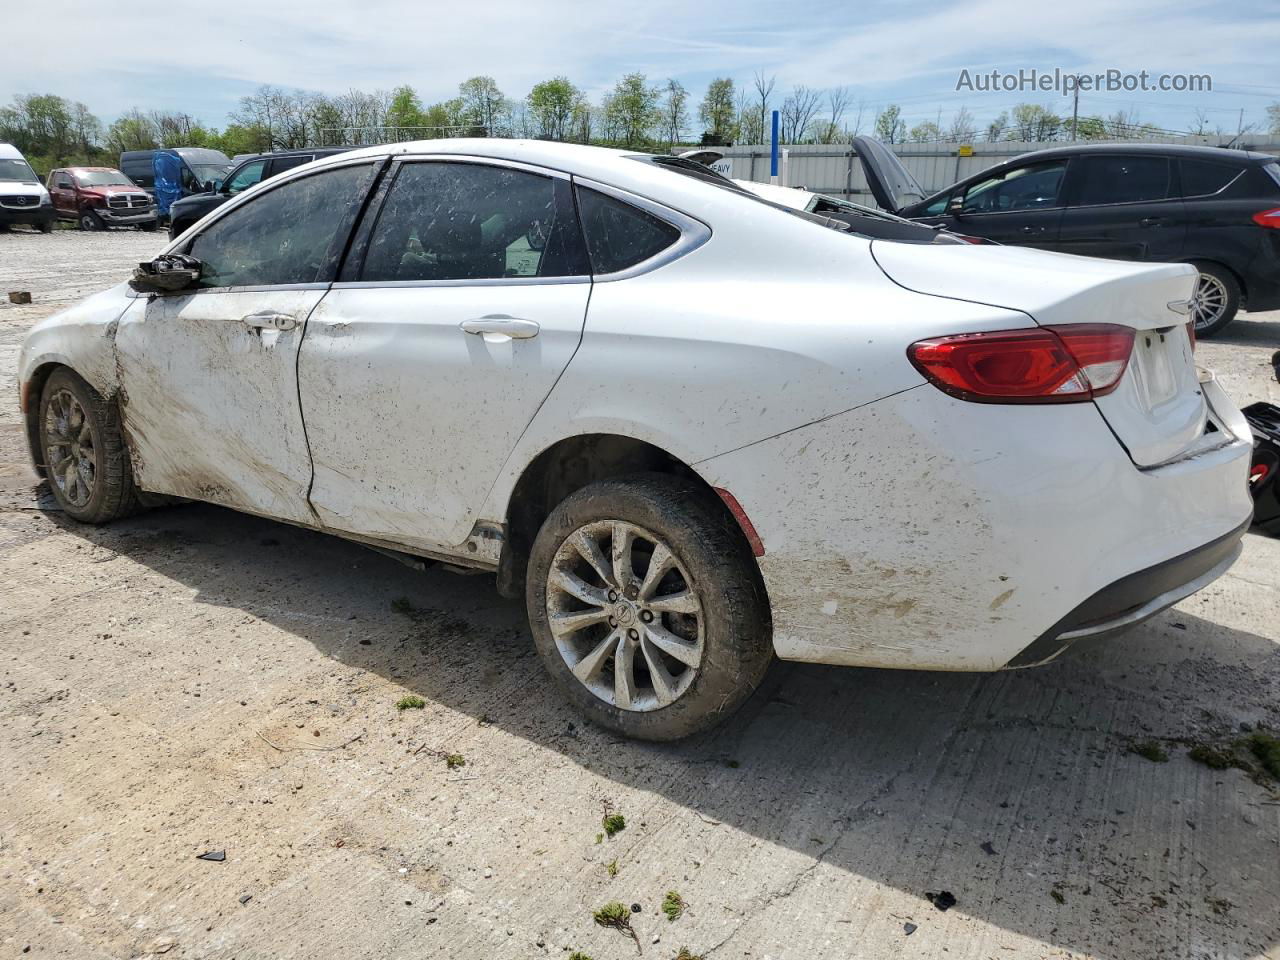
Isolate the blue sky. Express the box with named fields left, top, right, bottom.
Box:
left=4, top=0, right=1277, bottom=138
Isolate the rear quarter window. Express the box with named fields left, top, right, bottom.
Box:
left=575, top=186, right=681, bottom=275
left=1179, top=158, right=1242, bottom=198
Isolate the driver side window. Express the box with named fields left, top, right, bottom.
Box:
left=225, top=159, right=267, bottom=195
left=962, top=160, right=1067, bottom=214
left=188, top=163, right=374, bottom=289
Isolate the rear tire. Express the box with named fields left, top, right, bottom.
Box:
left=37, top=368, right=142, bottom=524
left=526, top=474, right=772, bottom=741
left=1189, top=262, right=1240, bottom=337
left=78, top=211, right=102, bottom=232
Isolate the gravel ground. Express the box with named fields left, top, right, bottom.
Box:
left=1, top=228, right=1278, bottom=960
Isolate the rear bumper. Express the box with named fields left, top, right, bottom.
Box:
left=1006, top=518, right=1247, bottom=666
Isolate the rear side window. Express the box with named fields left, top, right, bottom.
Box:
left=1178, top=159, right=1241, bottom=198
left=268, top=155, right=312, bottom=178
left=575, top=187, right=681, bottom=274
left=362, top=162, right=587, bottom=282
left=1073, top=155, right=1171, bottom=205
left=189, top=163, right=374, bottom=288
left=1262, top=163, right=1280, bottom=192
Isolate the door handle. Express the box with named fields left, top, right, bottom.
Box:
left=1019, top=225, right=1044, bottom=234
left=1139, top=217, right=1166, bottom=228
left=460, top=316, right=540, bottom=342
left=241, top=311, right=297, bottom=332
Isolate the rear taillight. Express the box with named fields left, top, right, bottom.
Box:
left=1251, top=462, right=1271, bottom=486
left=1251, top=207, right=1280, bottom=229
left=908, top=324, right=1135, bottom=404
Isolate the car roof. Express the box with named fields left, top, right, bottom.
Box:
left=62, top=166, right=124, bottom=174
left=1004, top=141, right=1274, bottom=165
left=0, top=142, right=25, bottom=160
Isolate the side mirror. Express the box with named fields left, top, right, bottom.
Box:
left=946, top=194, right=966, bottom=216
left=129, top=254, right=203, bottom=293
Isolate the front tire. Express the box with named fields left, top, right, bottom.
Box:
left=139, top=220, right=158, bottom=232
left=1190, top=262, right=1240, bottom=337
left=37, top=368, right=141, bottom=523
left=38, top=219, right=54, bottom=234
left=78, top=211, right=102, bottom=232
left=526, top=474, right=772, bottom=741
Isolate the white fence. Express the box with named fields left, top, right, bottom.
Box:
left=711, top=136, right=1280, bottom=203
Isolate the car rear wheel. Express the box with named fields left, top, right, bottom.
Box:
left=1189, top=262, right=1240, bottom=337
left=38, top=368, right=142, bottom=523
left=526, top=474, right=772, bottom=741
left=78, top=211, right=102, bottom=232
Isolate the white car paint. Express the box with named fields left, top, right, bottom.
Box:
left=18, top=139, right=1255, bottom=673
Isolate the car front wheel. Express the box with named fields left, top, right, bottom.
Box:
left=38, top=368, right=141, bottom=523
left=526, top=474, right=772, bottom=741
left=78, top=211, right=102, bottom=231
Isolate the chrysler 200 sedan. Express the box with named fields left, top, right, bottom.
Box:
left=18, top=140, right=1255, bottom=740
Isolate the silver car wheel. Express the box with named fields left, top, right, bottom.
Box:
left=546, top=520, right=704, bottom=712
left=1191, top=271, right=1228, bottom=332
left=44, top=388, right=96, bottom=508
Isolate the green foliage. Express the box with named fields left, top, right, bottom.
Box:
left=527, top=77, right=582, bottom=141
left=602, top=813, right=626, bottom=837
left=1245, top=731, right=1280, bottom=780
left=1130, top=739, right=1169, bottom=763
left=444, top=753, right=465, bottom=769
left=698, top=77, right=736, bottom=144
left=874, top=104, right=905, bottom=143
left=603, top=73, right=660, bottom=149
left=662, top=889, right=685, bottom=922
left=568, top=953, right=594, bottom=960
left=606, top=858, right=618, bottom=878
left=593, top=900, right=631, bottom=927
left=396, top=695, right=426, bottom=711
left=675, top=949, right=705, bottom=960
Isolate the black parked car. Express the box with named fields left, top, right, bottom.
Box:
left=853, top=137, right=1280, bottom=335
left=168, top=147, right=354, bottom=238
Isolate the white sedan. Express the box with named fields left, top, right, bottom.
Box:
left=18, top=140, right=1254, bottom=740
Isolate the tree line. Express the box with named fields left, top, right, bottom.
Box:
left=5, top=73, right=1278, bottom=176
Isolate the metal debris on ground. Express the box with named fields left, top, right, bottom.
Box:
left=196, top=850, right=226, bottom=862
left=925, top=890, right=956, bottom=911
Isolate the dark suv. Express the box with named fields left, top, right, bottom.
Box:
left=168, top=147, right=353, bottom=238
left=854, top=137, right=1280, bottom=335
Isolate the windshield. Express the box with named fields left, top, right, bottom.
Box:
left=0, top=158, right=39, bottom=183
left=189, top=162, right=232, bottom=184
left=75, top=170, right=134, bottom=187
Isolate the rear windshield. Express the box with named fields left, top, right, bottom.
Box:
left=0, top=157, right=38, bottom=183
left=1263, top=163, right=1280, bottom=192
left=633, top=154, right=943, bottom=243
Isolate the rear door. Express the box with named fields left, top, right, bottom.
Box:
left=298, top=156, right=592, bottom=550
left=48, top=170, right=75, bottom=217
left=1054, top=153, right=1186, bottom=261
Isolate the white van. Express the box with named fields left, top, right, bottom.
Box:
left=0, top=143, right=55, bottom=233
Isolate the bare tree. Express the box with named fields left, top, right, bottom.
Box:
left=817, top=86, right=851, bottom=143
left=946, top=106, right=976, bottom=143
left=752, top=71, right=776, bottom=144
left=780, top=85, right=822, bottom=143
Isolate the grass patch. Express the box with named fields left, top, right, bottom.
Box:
left=593, top=901, right=639, bottom=952
left=568, top=953, right=594, bottom=960
left=594, top=832, right=604, bottom=845
left=1188, top=743, right=1245, bottom=771
left=606, top=858, right=618, bottom=878
left=444, top=753, right=465, bottom=769
left=602, top=813, right=626, bottom=837
left=395, top=695, right=425, bottom=711
left=1050, top=888, right=1065, bottom=905
left=391, top=596, right=416, bottom=616
left=675, top=949, right=705, bottom=960
left=662, top=890, right=686, bottom=922
left=1130, top=740, right=1168, bottom=763
left=1245, top=731, right=1280, bottom=780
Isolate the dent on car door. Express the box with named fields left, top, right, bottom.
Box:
left=112, top=161, right=378, bottom=522
left=1054, top=154, right=1186, bottom=261
left=947, top=159, right=1068, bottom=246
left=298, top=158, right=593, bottom=552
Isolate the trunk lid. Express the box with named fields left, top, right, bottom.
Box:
left=852, top=136, right=927, bottom=214
left=871, top=241, right=1208, bottom=466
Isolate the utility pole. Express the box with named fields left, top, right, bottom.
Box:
left=1070, top=75, right=1080, bottom=141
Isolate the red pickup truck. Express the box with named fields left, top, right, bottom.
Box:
left=45, top=167, right=158, bottom=231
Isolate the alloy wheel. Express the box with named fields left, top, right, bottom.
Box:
left=44, top=389, right=96, bottom=508
left=1191, top=272, right=1228, bottom=332
left=546, top=520, right=703, bottom=712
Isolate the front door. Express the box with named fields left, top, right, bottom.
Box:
left=1052, top=153, right=1186, bottom=262
left=940, top=159, right=1069, bottom=247
left=299, top=157, right=592, bottom=550
left=49, top=172, right=76, bottom=217
left=113, top=160, right=378, bottom=524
